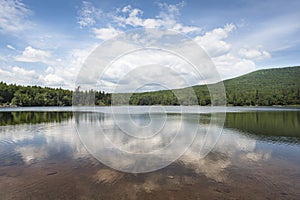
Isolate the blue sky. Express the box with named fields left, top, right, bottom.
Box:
left=0, top=0, right=299, bottom=90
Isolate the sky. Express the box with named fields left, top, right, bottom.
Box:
left=0, top=0, right=299, bottom=91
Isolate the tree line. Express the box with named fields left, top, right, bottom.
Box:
left=0, top=82, right=111, bottom=107
left=0, top=81, right=299, bottom=107
left=0, top=66, right=299, bottom=107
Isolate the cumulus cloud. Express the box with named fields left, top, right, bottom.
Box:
left=39, top=73, right=64, bottom=86
left=114, top=5, right=154, bottom=28
left=45, top=46, right=97, bottom=89
left=0, top=66, right=40, bottom=86
left=213, top=53, right=256, bottom=78
left=92, top=26, right=122, bottom=40
left=192, top=24, right=269, bottom=79
left=76, top=29, right=222, bottom=92
left=45, top=66, right=54, bottom=74
left=157, top=1, right=185, bottom=19
left=12, top=66, right=36, bottom=76
left=15, top=46, right=51, bottom=63
left=0, top=0, right=32, bottom=34
left=194, top=24, right=236, bottom=57
left=172, top=23, right=200, bottom=34
left=77, top=1, right=102, bottom=28
left=239, top=47, right=271, bottom=60
left=0, top=2, right=276, bottom=90
left=77, top=2, right=198, bottom=39
left=1, top=46, right=87, bottom=88
left=0, top=41, right=100, bottom=88
left=74, top=3, right=263, bottom=82
left=0, top=65, right=68, bottom=87
left=115, top=5, right=144, bottom=27
left=111, top=3, right=200, bottom=34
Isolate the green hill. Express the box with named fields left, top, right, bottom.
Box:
left=224, top=66, right=299, bottom=94
left=0, top=66, right=299, bottom=107
left=128, top=66, right=300, bottom=106
left=223, top=66, right=300, bottom=105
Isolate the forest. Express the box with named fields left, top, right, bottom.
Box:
left=0, top=66, right=299, bottom=107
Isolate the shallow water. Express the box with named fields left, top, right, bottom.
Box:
left=0, top=106, right=299, bottom=199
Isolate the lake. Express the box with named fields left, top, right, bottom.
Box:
left=0, top=106, right=299, bottom=199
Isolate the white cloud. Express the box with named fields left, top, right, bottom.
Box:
left=192, top=24, right=263, bottom=79
left=114, top=5, right=146, bottom=28
left=77, top=2, right=200, bottom=41
left=75, top=4, right=262, bottom=83
left=102, top=52, right=196, bottom=92
left=0, top=2, right=280, bottom=90
left=156, top=2, right=200, bottom=33
left=142, top=18, right=162, bottom=28
left=0, top=0, right=32, bottom=34
left=194, top=24, right=235, bottom=57
left=39, top=73, right=64, bottom=86
left=92, top=26, right=122, bottom=40
left=15, top=46, right=51, bottom=63
left=172, top=23, right=201, bottom=34
left=213, top=53, right=256, bottom=78
left=0, top=42, right=99, bottom=89
left=45, top=66, right=55, bottom=74
left=0, top=66, right=40, bottom=86
left=0, top=67, right=12, bottom=77
left=77, top=1, right=102, bottom=28
left=12, top=66, right=36, bottom=76
left=112, top=3, right=200, bottom=34
left=6, top=44, right=15, bottom=50
left=42, top=45, right=97, bottom=89
left=0, top=65, right=68, bottom=87
left=239, top=47, right=271, bottom=60
left=116, top=5, right=144, bottom=27
left=157, top=1, right=185, bottom=21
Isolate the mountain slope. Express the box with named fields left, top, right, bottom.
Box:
left=222, top=66, right=300, bottom=105
left=129, top=66, right=300, bottom=106
left=224, top=66, right=300, bottom=92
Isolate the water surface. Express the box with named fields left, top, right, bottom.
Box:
left=0, top=106, right=299, bottom=199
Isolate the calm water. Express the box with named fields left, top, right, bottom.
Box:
left=0, top=106, right=299, bottom=199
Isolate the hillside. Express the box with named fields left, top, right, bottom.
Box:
left=224, top=66, right=300, bottom=94
left=0, top=66, right=299, bottom=107
left=223, top=66, right=300, bottom=105
left=128, top=66, right=300, bottom=106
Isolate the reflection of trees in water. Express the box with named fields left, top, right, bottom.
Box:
left=74, top=112, right=105, bottom=125
left=0, top=112, right=73, bottom=126
left=224, top=111, right=300, bottom=143
left=0, top=111, right=106, bottom=126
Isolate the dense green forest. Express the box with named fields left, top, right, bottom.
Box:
left=0, top=83, right=72, bottom=106
left=222, top=66, right=300, bottom=105
left=0, top=83, right=110, bottom=106
left=127, top=66, right=300, bottom=106
left=0, top=66, right=299, bottom=107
